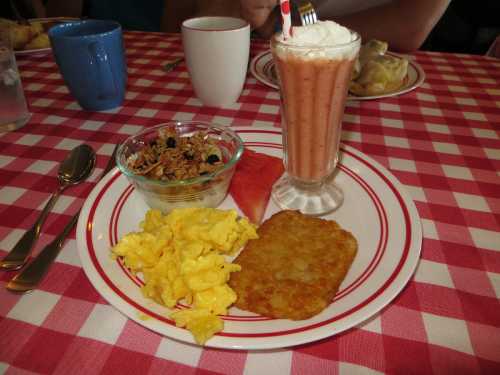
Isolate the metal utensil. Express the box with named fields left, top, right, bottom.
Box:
left=163, top=57, right=184, bottom=73
left=6, top=213, right=79, bottom=293
left=297, top=1, right=318, bottom=26
left=0, top=144, right=96, bottom=271
left=6, top=144, right=119, bottom=293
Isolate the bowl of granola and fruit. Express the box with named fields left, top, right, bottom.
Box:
left=116, top=121, right=243, bottom=212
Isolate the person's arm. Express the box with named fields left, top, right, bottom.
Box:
left=239, top=0, right=276, bottom=31
left=329, top=0, right=451, bottom=52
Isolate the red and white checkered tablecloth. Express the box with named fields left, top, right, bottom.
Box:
left=1, top=31, right=499, bottom=374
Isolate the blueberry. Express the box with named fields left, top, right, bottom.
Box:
left=207, top=154, right=220, bottom=164
left=166, top=137, right=176, bottom=148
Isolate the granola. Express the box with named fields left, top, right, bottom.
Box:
left=126, top=128, right=224, bottom=181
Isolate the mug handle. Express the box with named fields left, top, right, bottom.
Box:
left=88, top=41, right=117, bottom=100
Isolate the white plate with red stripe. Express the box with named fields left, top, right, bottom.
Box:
left=76, top=127, right=422, bottom=350
left=249, top=50, right=426, bottom=100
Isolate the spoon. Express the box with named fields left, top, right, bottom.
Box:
left=0, top=144, right=96, bottom=271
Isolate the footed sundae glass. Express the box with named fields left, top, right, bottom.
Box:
left=271, top=28, right=361, bottom=215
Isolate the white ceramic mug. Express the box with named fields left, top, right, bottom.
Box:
left=182, top=17, right=250, bottom=107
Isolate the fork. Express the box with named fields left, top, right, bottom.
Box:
left=297, top=1, right=318, bottom=26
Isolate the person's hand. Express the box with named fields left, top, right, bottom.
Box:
left=240, top=0, right=278, bottom=30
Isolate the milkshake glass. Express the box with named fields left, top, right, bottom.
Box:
left=271, top=21, right=360, bottom=215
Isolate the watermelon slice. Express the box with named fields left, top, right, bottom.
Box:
left=229, top=148, right=284, bottom=224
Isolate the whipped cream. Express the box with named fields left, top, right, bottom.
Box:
left=273, top=21, right=360, bottom=60
left=278, top=21, right=353, bottom=46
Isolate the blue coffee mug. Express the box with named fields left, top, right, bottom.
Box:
left=49, top=20, right=127, bottom=111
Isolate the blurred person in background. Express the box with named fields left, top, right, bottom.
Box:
left=4, top=0, right=449, bottom=51
left=220, top=0, right=451, bottom=52
left=6, top=1, right=497, bottom=55
left=184, top=0, right=498, bottom=55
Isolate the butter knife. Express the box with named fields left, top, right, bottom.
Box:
left=6, top=144, right=119, bottom=293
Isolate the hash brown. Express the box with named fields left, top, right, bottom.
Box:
left=229, top=210, right=358, bottom=320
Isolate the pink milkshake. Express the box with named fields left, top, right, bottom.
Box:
left=271, top=21, right=360, bottom=215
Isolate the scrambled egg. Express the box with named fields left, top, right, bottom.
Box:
left=111, top=207, right=258, bottom=344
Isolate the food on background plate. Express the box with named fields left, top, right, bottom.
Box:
left=111, top=207, right=258, bottom=344
left=24, top=32, right=50, bottom=50
left=350, top=54, right=409, bottom=96
left=0, top=18, right=50, bottom=50
left=229, top=149, right=284, bottom=224
left=350, top=39, right=409, bottom=96
left=126, top=128, right=224, bottom=181
left=229, top=210, right=357, bottom=320
left=352, top=39, right=388, bottom=79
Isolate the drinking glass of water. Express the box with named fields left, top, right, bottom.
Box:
left=0, top=31, right=30, bottom=133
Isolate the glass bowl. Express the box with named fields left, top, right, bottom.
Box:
left=116, top=121, right=243, bottom=212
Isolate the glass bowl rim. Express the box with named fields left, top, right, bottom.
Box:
left=116, top=121, right=244, bottom=187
